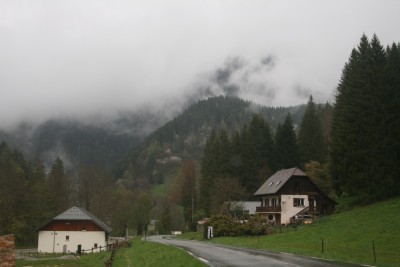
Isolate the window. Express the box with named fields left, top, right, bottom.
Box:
left=268, top=215, right=274, bottom=220
left=265, top=199, right=269, bottom=206
left=66, top=235, right=69, bottom=241
left=293, top=198, right=305, bottom=207
left=272, top=198, right=278, bottom=206
left=94, top=243, right=98, bottom=248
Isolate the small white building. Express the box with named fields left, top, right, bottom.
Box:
left=38, top=206, right=112, bottom=254
left=225, top=201, right=259, bottom=217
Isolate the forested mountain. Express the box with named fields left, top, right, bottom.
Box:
left=127, top=96, right=309, bottom=179
left=0, top=110, right=168, bottom=175
left=0, top=96, right=316, bottom=243
left=0, top=96, right=309, bottom=179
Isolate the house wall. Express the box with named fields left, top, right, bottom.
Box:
left=38, top=231, right=107, bottom=253
left=281, top=194, right=310, bottom=224
left=259, top=194, right=310, bottom=225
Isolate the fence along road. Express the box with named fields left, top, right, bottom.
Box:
left=147, top=235, right=369, bottom=267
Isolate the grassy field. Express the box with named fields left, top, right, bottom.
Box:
left=17, top=251, right=111, bottom=267
left=17, top=237, right=206, bottom=267
left=151, top=166, right=180, bottom=198
left=181, top=197, right=400, bottom=267
left=112, top=237, right=206, bottom=267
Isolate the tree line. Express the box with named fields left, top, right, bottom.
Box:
left=330, top=34, right=400, bottom=203
left=0, top=141, right=154, bottom=245
left=196, top=97, right=331, bottom=217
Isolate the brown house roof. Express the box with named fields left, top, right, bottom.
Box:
left=41, top=206, right=112, bottom=233
left=254, top=167, right=307, bottom=196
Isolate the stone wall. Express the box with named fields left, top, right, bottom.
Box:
left=0, top=234, right=15, bottom=267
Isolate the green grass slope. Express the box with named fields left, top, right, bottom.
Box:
left=112, top=237, right=207, bottom=267
left=208, top=197, right=400, bottom=267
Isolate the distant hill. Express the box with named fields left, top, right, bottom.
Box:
left=0, top=110, right=169, bottom=174
left=0, top=96, right=321, bottom=180
left=128, top=96, right=307, bottom=181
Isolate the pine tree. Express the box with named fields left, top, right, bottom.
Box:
left=179, top=160, right=198, bottom=229
left=47, top=157, right=70, bottom=214
left=199, top=128, right=233, bottom=215
left=200, top=130, right=217, bottom=214
left=239, top=114, right=274, bottom=193
left=0, top=142, right=27, bottom=237
left=298, top=96, right=327, bottom=165
left=274, top=113, right=299, bottom=169
left=330, top=34, right=400, bottom=202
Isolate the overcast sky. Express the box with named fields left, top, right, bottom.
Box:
left=1, top=0, right=399, bottom=128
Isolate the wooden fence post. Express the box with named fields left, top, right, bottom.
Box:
left=372, top=240, right=376, bottom=264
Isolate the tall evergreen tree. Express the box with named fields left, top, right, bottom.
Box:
left=330, top=34, right=400, bottom=202
left=377, top=42, right=400, bottom=198
left=47, top=157, right=70, bottom=214
left=201, top=128, right=233, bottom=214
left=298, top=96, right=327, bottom=165
left=200, top=130, right=217, bottom=214
left=238, top=114, right=274, bottom=193
left=179, top=160, right=198, bottom=229
left=274, top=113, right=299, bottom=169
left=0, top=142, right=27, bottom=237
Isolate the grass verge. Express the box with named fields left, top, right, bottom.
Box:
left=17, top=251, right=111, bottom=267
left=112, top=237, right=207, bottom=267
left=17, top=237, right=206, bottom=267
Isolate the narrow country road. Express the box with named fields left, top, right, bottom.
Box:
left=147, top=235, right=367, bottom=267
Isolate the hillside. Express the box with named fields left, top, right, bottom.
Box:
left=0, top=95, right=312, bottom=184
left=128, top=96, right=307, bottom=180
left=204, top=197, right=400, bottom=267
left=0, top=110, right=169, bottom=174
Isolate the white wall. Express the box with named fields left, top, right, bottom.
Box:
left=38, top=231, right=107, bottom=253
left=281, top=194, right=309, bottom=224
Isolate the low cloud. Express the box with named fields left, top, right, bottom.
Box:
left=188, top=54, right=314, bottom=107
left=1, top=1, right=398, bottom=130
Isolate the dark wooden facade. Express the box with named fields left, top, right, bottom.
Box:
left=40, top=220, right=103, bottom=232
left=278, top=175, right=335, bottom=216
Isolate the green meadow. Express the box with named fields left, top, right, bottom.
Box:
left=17, top=237, right=206, bottom=267
left=112, top=237, right=206, bottom=267
left=189, top=197, right=400, bottom=267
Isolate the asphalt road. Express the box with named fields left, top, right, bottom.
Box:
left=147, top=235, right=369, bottom=267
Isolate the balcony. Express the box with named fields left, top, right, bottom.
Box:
left=256, top=206, right=281, bottom=213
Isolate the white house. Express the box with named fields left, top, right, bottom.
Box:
left=254, top=168, right=335, bottom=225
left=38, top=206, right=112, bottom=254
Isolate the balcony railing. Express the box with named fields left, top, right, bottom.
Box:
left=256, top=206, right=281, bottom=213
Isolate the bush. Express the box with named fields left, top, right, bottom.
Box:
left=207, top=215, right=268, bottom=237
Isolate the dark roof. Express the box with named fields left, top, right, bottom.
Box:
left=52, top=206, right=112, bottom=233
left=254, top=167, right=307, bottom=196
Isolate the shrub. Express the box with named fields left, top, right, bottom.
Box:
left=208, top=215, right=268, bottom=237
